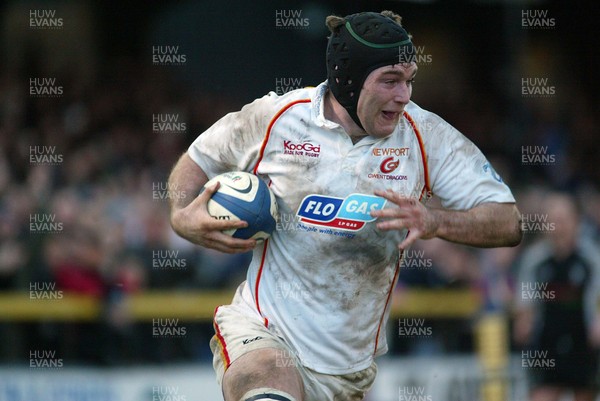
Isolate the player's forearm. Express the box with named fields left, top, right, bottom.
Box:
left=167, top=152, right=208, bottom=235
left=430, top=203, right=522, bottom=247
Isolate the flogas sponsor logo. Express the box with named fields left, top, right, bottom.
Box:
left=296, top=193, right=386, bottom=231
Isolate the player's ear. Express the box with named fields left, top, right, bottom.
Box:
left=325, top=15, right=345, bottom=33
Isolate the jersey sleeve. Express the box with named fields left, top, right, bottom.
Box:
left=422, top=115, right=515, bottom=210
left=187, top=92, right=278, bottom=178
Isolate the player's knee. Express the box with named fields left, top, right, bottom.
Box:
left=239, top=388, right=297, bottom=401
left=225, top=368, right=303, bottom=401
left=223, top=349, right=304, bottom=400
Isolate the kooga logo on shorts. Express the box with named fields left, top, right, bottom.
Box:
left=296, top=193, right=386, bottom=231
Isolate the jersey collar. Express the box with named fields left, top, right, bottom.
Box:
left=312, top=81, right=343, bottom=130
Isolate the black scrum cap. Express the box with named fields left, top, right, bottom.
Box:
left=326, top=12, right=414, bottom=129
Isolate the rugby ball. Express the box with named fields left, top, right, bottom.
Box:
left=204, top=171, right=278, bottom=241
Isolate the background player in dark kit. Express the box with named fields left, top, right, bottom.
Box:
left=514, top=192, right=600, bottom=401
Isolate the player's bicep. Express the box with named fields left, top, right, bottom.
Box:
left=429, top=130, right=514, bottom=210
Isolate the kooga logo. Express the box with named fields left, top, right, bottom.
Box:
left=283, top=140, right=321, bottom=156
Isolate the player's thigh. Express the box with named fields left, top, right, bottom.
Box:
left=222, top=347, right=304, bottom=401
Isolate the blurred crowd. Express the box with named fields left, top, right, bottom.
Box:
left=0, top=60, right=256, bottom=364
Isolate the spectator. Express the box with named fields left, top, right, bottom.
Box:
left=513, top=192, right=600, bottom=401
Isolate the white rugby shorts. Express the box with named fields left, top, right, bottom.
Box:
left=210, top=282, right=377, bottom=401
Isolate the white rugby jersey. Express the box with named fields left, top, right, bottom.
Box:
left=188, top=82, right=515, bottom=374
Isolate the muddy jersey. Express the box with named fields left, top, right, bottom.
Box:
left=188, top=82, right=515, bottom=374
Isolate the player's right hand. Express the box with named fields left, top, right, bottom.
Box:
left=170, top=182, right=257, bottom=254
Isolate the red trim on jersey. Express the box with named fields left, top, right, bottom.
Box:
left=252, top=98, right=312, bottom=175
left=254, top=239, right=270, bottom=324
left=373, top=259, right=401, bottom=355
left=213, top=306, right=231, bottom=369
left=372, top=115, right=429, bottom=352
left=252, top=99, right=310, bottom=326
left=403, top=111, right=431, bottom=197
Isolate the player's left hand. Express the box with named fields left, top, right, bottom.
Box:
left=371, top=189, right=438, bottom=250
